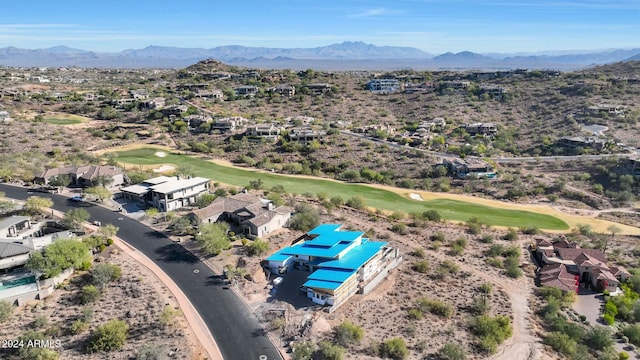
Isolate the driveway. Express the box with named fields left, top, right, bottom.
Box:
left=572, top=288, right=604, bottom=326
left=0, top=184, right=283, bottom=360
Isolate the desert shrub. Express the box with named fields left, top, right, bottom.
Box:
left=0, top=300, right=15, bottom=323
left=69, top=320, right=88, bottom=335
left=449, top=244, right=464, bottom=255
left=159, top=306, right=181, bottom=328
left=81, top=285, right=101, bottom=304
left=431, top=231, right=446, bottom=242
left=503, top=228, right=518, bottom=241
left=622, top=324, right=640, bottom=346
left=486, top=244, right=505, bottom=257
left=407, top=308, right=423, bottom=320
left=467, top=222, right=482, bottom=235
left=246, top=239, right=270, bottom=256
left=378, top=338, right=408, bottom=360
left=520, top=226, right=540, bottom=235
left=479, top=234, right=494, bottom=244
left=486, top=257, right=503, bottom=268
left=409, top=248, right=425, bottom=258
left=334, top=320, right=364, bottom=346
left=543, top=332, right=577, bottom=356
left=316, top=341, right=345, bottom=360
left=423, top=210, right=442, bottom=222
left=469, top=315, right=512, bottom=354
left=437, top=342, right=467, bottom=360
left=479, top=283, right=492, bottom=294
left=92, top=263, right=122, bottom=289
left=88, top=319, right=129, bottom=352
left=418, top=298, right=455, bottom=318
left=391, top=223, right=408, bottom=235
left=412, top=260, right=430, bottom=273
left=345, top=196, right=366, bottom=210
left=619, top=352, right=630, bottom=360
left=135, top=343, right=170, bottom=360
left=17, top=330, right=60, bottom=360
left=32, top=314, right=49, bottom=329
left=291, top=341, right=314, bottom=360
left=584, top=326, right=613, bottom=351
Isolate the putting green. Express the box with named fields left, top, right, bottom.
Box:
left=111, top=146, right=570, bottom=230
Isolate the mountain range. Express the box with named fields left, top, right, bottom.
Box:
left=0, top=41, right=638, bottom=70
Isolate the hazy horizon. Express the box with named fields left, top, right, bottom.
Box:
left=1, top=0, right=638, bottom=54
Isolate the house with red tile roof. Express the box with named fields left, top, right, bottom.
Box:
left=534, top=238, right=628, bottom=293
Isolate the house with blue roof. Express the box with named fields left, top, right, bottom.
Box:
left=265, top=224, right=402, bottom=311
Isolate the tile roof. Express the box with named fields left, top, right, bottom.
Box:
left=0, top=242, right=32, bottom=259
left=556, top=248, right=607, bottom=263
left=539, top=264, right=578, bottom=292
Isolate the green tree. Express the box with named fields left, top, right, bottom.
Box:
left=61, top=208, right=90, bottom=230
left=47, top=174, right=70, bottom=187
left=24, top=196, right=53, bottom=213
left=195, top=193, right=216, bottom=208
left=468, top=315, right=513, bottom=354
left=345, top=196, right=366, bottom=210
left=316, top=341, right=344, bottom=360
left=27, top=239, right=92, bottom=278
left=291, top=341, right=314, bottom=360
left=584, top=326, right=613, bottom=351
left=88, top=319, right=129, bottom=352
left=98, top=224, right=119, bottom=240
left=85, top=186, right=112, bottom=201
left=195, top=222, right=231, bottom=256
left=289, top=203, right=320, bottom=232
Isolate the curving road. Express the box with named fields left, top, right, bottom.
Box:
left=0, top=184, right=282, bottom=360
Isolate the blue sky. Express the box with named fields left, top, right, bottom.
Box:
left=1, top=0, right=638, bottom=53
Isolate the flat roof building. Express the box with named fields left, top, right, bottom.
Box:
left=265, top=224, right=402, bottom=311
left=121, top=176, right=210, bottom=212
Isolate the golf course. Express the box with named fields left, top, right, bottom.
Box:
left=107, top=145, right=640, bottom=234
left=42, top=113, right=91, bottom=125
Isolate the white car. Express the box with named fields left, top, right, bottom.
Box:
left=69, top=195, right=84, bottom=202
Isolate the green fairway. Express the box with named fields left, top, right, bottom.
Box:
left=113, top=147, right=569, bottom=230
left=43, top=117, right=83, bottom=125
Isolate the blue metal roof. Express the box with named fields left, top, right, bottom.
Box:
left=308, top=224, right=342, bottom=234
left=318, top=241, right=387, bottom=270
left=308, top=268, right=356, bottom=283
left=279, top=241, right=353, bottom=259
left=303, top=279, right=343, bottom=291
left=307, top=230, right=363, bottom=247
left=265, top=252, right=292, bottom=262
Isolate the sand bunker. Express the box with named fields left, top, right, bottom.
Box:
left=153, top=164, right=175, bottom=173
left=155, top=151, right=167, bottom=158
left=409, top=193, right=423, bottom=201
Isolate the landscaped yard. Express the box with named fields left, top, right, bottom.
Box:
left=112, top=147, right=570, bottom=230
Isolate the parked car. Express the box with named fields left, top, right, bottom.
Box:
left=69, top=195, right=84, bottom=202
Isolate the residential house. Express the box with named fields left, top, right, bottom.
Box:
left=306, top=83, right=332, bottom=95
left=177, top=84, right=209, bottom=91
left=287, top=127, right=327, bottom=145
left=121, top=176, right=210, bottom=212
left=534, top=239, right=629, bottom=293
left=0, top=243, right=32, bottom=271
left=235, top=85, right=259, bottom=97
left=245, top=124, right=282, bottom=141
left=443, top=80, right=470, bottom=90
left=142, top=97, right=165, bottom=110
left=190, top=193, right=292, bottom=238
left=367, top=79, right=400, bottom=93
left=35, top=165, right=124, bottom=188
left=130, top=89, right=149, bottom=100
left=443, top=158, right=497, bottom=179
left=285, top=116, right=315, bottom=126
left=557, top=136, right=606, bottom=152
left=588, top=103, right=627, bottom=116
left=270, top=85, right=296, bottom=97
left=479, top=85, right=506, bottom=99
left=195, top=89, right=223, bottom=100
left=162, top=105, right=188, bottom=116
left=211, top=117, right=247, bottom=133
left=264, top=224, right=402, bottom=311
left=463, top=122, right=498, bottom=136
left=404, top=82, right=435, bottom=94
left=185, top=115, right=212, bottom=128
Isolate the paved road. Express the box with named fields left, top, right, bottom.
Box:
left=0, top=184, right=282, bottom=360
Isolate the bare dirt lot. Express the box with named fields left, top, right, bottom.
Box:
left=0, top=245, right=204, bottom=360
